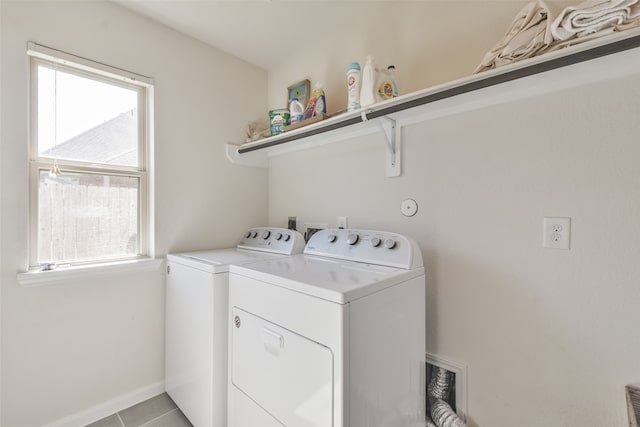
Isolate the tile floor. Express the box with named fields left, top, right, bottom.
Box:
left=85, top=393, right=192, bottom=427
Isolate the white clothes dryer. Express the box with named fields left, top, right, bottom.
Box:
left=165, top=227, right=305, bottom=427
left=228, top=228, right=426, bottom=427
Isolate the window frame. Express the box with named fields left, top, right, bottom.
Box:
left=27, top=43, right=153, bottom=270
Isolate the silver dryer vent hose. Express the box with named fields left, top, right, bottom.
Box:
left=430, top=399, right=467, bottom=427
left=426, top=366, right=468, bottom=427
left=428, top=365, right=454, bottom=401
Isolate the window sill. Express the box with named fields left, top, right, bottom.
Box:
left=17, top=258, right=164, bottom=287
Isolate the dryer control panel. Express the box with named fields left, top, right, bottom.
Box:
left=304, top=228, right=423, bottom=270
left=237, top=227, right=305, bottom=255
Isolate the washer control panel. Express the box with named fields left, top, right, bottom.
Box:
left=237, top=227, right=305, bottom=254
left=304, top=228, right=423, bottom=269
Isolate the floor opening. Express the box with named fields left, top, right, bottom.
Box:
left=426, top=355, right=467, bottom=427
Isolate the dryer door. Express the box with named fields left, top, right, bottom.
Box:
left=231, top=307, right=333, bottom=427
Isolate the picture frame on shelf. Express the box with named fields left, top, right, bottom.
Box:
left=287, top=79, right=310, bottom=108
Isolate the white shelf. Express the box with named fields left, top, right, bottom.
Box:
left=226, top=28, right=640, bottom=176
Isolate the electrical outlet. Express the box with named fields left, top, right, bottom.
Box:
left=543, top=217, right=571, bottom=249
left=288, top=216, right=297, bottom=231
left=337, top=216, right=348, bottom=229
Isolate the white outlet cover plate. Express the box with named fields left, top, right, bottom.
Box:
left=337, top=216, right=348, bottom=229
left=543, top=217, right=571, bottom=249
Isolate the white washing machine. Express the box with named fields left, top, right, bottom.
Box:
left=228, top=228, right=426, bottom=427
left=165, top=227, right=305, bottom=427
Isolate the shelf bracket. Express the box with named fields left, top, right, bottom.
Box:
left=377, top=116, right=401, bottom=177
left=360, top=111, right=401, bottom=177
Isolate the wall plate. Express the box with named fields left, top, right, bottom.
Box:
left=543, top=217, right=571, bottom=249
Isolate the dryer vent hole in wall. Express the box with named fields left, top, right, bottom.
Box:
left=426, top=361, right=468, bottom=427
left=303, top=222, right=329, bottom=242
left=305, top=228, right=323, bottom=242
left=626, top=384, right=640, bottom=426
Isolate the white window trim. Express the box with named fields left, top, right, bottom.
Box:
left=24, top=42, right=155, bottom=276
left=27, top=42, right=153, bottom=86
left=17, top=258, right=164, bottom=287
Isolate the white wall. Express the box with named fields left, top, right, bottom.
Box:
left=264, top=2, right=640, bottom=426
left=266, top=1, right=530, bottom=113
left=3, top=1, right=636, bottom=426
left=267, top=52, right=640, bottom=427
left=0, top=1, right=267, bottom=426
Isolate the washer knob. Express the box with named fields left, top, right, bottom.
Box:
left=283, top=234, right=291, bottom=242
left=384, top=238, right=397, bottom=249
left=275, top=232, right=283, bottom=241
left=245, top=231, right=252, bottom=238
left=347, top=233, right=359, bottom=245
left=371, top=237, right=381, bottom=247
left=251, top=231, right=258, bottom=238
left=327, top=234, right=337, bottom=243
left=262, top=231, right=271, bottom=240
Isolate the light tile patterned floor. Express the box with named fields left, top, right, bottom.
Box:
left=85, top=393, right=192, bottom=427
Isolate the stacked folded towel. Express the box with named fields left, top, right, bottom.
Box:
left=615, top=1, right=640, bottom=28
left=475, top=0, right=640, bottom=73
left=552, top=0, right=637, bottom=40
left=475, top=1, right=560, bottom=73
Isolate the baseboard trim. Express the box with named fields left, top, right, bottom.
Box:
left=43, top=381, right=165, bottom=427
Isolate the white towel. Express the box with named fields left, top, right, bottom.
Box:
left=474, top=1, right=561, bottom=73
left=630, top=2, right=640, bottom=18
left=614, top=2, right=640, bottom=28
left=546, top=27, right=615, bottom=53
left=550, top=0, right=639, bottom=41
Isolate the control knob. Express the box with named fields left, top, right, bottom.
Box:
left=275, top=232, right=283, bottom=241
left=283, top=234, right=291, bottom=242
left=262, top=231, right=271, bottom=240
left=245, top=231, right=252, bottom=238
left=384, top=238, right=397, bottom=249
left=370, top=237, right=381, bottom=247
left=251, top=231, right=258, bottom=238
left=347, top=233, right=359, bottom=245
left=327, top=234, right=337, bottom=243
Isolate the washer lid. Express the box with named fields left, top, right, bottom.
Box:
left=230, top=255, right=424, bottom=304
left=167, top=249, right=287, bottom=274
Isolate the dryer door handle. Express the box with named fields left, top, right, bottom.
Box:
left=262, top=327, right=284, bottom=354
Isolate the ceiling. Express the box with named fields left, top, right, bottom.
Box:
left=114, top=0, right=499, bottom=71
left=114, top=1, right=405, bottom=70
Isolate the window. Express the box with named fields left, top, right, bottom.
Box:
left=28, top=43, right=153, bottom=269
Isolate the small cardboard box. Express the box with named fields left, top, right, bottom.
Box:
left=283, top=114, right=328, bottom=132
